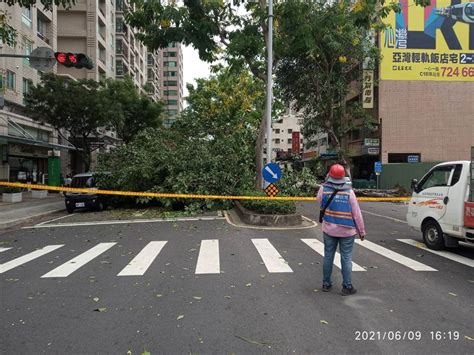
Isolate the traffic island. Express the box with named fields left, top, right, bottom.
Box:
left=232, top=201, right=307, bottom=227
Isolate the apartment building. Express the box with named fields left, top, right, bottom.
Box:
left=263, top=107, right=305, bottom=166
left=146, top=50, right=161, bottom=102
left=160, top=42, right=183, bottom=127
left=115, top=0, right=148, bottom=91
left=0, top=3, right=67, bottom=184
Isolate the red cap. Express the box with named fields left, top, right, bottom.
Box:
left=329, top=164, right=345, bottom=179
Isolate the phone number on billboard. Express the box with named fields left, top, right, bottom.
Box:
left=440, top=67, right=474, bottom=78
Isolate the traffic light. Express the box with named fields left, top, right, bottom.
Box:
left=54, top=52, right=94, bottom=70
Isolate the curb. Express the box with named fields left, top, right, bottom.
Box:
left=0, top=209, right=64, bottom=230
left=234, top=201, right=303, bottom=227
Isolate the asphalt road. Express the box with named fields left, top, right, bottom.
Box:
left=1, top=202, right=473, bottom=354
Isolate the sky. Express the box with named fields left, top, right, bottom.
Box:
left=182, top=45, right=212, bottom=100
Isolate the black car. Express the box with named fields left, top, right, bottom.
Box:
left=64, top=173, right=107, bottom=214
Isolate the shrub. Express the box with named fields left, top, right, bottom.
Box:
left=278, top=167, right=319, bottom=197
left=0, top=187, right=23, bottom=194
left=239, top=190, right=296, bottom=215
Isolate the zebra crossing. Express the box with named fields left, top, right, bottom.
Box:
left=1, top=238, right=473, bottom=278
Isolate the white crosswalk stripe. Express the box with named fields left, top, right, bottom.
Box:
left=355, top=239, right=437, bottom=271
left=118, top=241, right=167, bottom=276
left=301, top=239, right=366, bottom=271
left=195, top=239, right=220, bottom=274
left=0, top=247, right=12, bottom=253
left=41, top=243, right=116, bottom=278
left=0, top=245, right=64, bottom=274
left=252, top=239, right=293, bottom=273
left=398, top=239, right=474, bottom=268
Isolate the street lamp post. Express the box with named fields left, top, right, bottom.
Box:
left=265, top=0, right=273, bottom=179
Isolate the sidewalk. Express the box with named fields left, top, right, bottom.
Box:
left=0, top=192, right=65, bottom=229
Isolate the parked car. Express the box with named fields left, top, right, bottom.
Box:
left=64, top=173, right=108, bottom=214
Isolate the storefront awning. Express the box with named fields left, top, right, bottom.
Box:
left=0, top=135, right=78, bottom=151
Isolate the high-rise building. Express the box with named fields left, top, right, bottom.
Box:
left=146, top=50, right=161, bottom=102
left=57, top=0, right=116, bottom=80
left=0, top=3, right=68, bottom=184
left=115, top=0, right=148, bottom=91
left=160, top=42, right=183, bottom=126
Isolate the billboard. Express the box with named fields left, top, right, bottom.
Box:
left=292, top=132, right=300, bottom=155
left=381, top=0, right=474, bottom=81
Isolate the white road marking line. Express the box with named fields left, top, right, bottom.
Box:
left=0, top=247, right=12, bottom=253
left=355, top=239, right=437, bottom=271
left=251, top=239, right=293, bottom=273
left=195, top=240, right=220, bottom=274
left=23, top=216, right=225, bottom=229
left=397, top=239, right=474, bottom=268
left=35, top=213, right=75, bottom=226
left=301, top=239, right=366, bottom=271
left=118, top=241, right=167, bottom=276
left=0, top=245, right=64, bottom=274
left=361, top=210, right=407, bottom=224
left=41, top=243, right=116, bottom=278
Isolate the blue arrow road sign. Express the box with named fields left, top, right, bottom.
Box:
left=374, top=161, right=382, bottom=174
left=262, top=163, right=282, bottom=183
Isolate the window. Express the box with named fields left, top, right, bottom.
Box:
left=164, top=90, right=177, bottom=96
left=22, top=8, right=32, bottom=27
left=23, top=40, right=33, bottom=66
left=166, top=42, right=176, bottom=48
left=288, top=129, right=292, bottom=134
left=164, top=51, right=177, bottom=57
left=166, top=99, right=178, bottom=105
left=274, top=139, right=280, bottom=144
left=37, top=17, right=49, bottom=42
left=164, top=61, right=177, bottom=67
left=22, top=78, right=33, bottom=105
left=147, top=53, right=154, bottom=65
left=288, top=148, right=292, bottom=154
left=164, top=80, right=177, bottom=87
left=116, top=60, right=124, bottom=75
left=0, top=74, right=3, bottom=90
left=116, top=18, right=124, bottom=32
left=163, top=71, right=177, bottom=77
left=418, top=165, right=453, bottom=191
left=287, top=139, right=292, bottom=144
left=6, top=70, right=16, bottom=90
left=450, top=164, right=463, bottom=186
left=274, top=128, right=280, bottom=134
left=116, top=0, right=124, bottom=12
left=116, top=39, right=123, bottom=54
left=166, top=109, right=178, bottom=116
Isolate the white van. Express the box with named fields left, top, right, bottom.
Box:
left=407, top=160, right=474, bottom=250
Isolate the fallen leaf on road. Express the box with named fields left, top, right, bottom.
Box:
left=141, top=351, right=151, bottom=355
left=448, top=292, right=457, bottom=297
left=468, top=280, right=474, bottom=283
left=260, top=274, right=265, bottom=278
left=155, top=293, right=162, bottom=298
left=177, top=315, right=184, bottom=320
left=464, top=335, right=474, bottom=341
left=298, top=263, right=303, bottom=266
left=193, top=296, right=202, bottom=300
left=93, top=297, right=99, bottom=302
left=224, top=296, right=232, bottom=299
left=320, top=320, right=328, bottom=325
left=94, top=308, right=107, bottom=312
left=313, top=289, right=318, bottom=292
left=245, top=283, right=252, bottom=287
left=370, top=266, right=378, bottom=269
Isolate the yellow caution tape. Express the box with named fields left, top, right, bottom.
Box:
left=0, top=181, right=411, bottom=202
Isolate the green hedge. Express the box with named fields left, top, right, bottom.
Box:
left=239, top=190, right=296, bottom=215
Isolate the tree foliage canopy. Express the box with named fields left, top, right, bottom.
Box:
left=98, top=67, right=264, bottom=210
left=24, top=73, right=162, bottom=170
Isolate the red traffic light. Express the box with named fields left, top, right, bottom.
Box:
left=55, top=52, right=67, bottom=64
left=54, top=52, right=93, bottom=69
left=68, top=53, right=77, bottom=64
